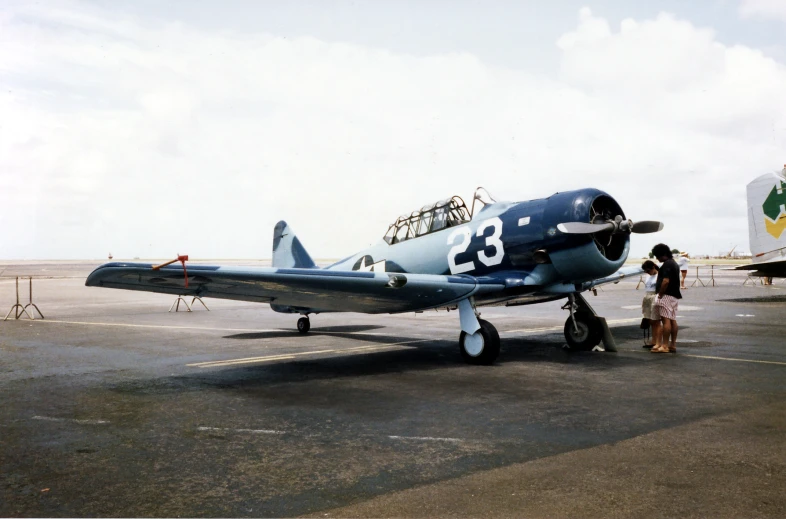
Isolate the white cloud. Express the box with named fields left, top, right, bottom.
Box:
left=1, top=3, right=785, bottom=260
left=740, top=0, right=786, bottom=22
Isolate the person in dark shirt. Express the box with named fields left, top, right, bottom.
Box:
left=651, top=243, right=682, bottom=353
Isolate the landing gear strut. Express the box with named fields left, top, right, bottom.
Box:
left=457, top=298, right=500, bottom=365
left=562, top=294, right=603, bottom=351
left=297, top=316, right=310, bottom=334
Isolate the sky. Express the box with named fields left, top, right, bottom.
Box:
left=1, top=0, right=786, bottom=260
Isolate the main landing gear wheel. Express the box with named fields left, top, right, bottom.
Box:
left=459, top=318, right=500, bottom=365
left=563, top=313, right=603, bottom=351
left=297, top=316, right=311, bottom=334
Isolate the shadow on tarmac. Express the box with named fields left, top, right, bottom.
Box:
left=111, top=332, right=658, bottom=397
left=222, top=324, right=386, bottom=340
left=717, top=295, right=786, bottom=303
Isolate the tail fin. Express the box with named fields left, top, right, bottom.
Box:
left=272, top=221, right=317, bottom=269
left=747, top=168, right=786, bottom=263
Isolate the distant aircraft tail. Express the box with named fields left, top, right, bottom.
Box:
left=747, top=168, right=786, bottom=264
left=272, top=221, right=317, bottom=269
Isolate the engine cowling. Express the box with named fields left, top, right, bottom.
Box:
left=544, top=190, right=630, bottom=283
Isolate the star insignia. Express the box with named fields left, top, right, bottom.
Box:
left=357, top=257, right=386, bottom=272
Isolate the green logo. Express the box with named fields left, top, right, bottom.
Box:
left=763, top=180, right=786, bottom=239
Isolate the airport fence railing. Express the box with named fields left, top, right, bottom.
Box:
left=633, top=264, right=784, bottom=289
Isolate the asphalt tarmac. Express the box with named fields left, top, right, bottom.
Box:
left=1, top=262, right=785, bottom=517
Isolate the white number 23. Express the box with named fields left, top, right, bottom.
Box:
left=447, top=217, right=504, bottom=274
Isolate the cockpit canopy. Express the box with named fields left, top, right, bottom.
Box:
left=384, top=196, right=471, bottom=244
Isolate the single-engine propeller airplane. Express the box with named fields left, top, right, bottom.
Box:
left=86, top=187, right=663, bottom=364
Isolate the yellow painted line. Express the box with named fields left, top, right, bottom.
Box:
left=629, top=349, right=786, bottom=366
left=195, top=355, right=299, bottom=367
left=502, top=326, right=562, bottom=334
left=343, top=339, right=431, bottom=352
left=32, top=415, right=109, bottom=425
left=504, top=318, right=639, bottom=334
left=388, top=435, right=463, bottom=443
left=188, top=350, right=334, bottom=368
left=189, top=339, right=432, bottom=368
left=680, top=354, right=786, bottom=366
left=344, top=345, right=396, bottom=352
left=24, top=319, right=278, bottom=333
left=197, top=426, right=285, bottom=435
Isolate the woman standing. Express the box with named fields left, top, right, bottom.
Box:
left=641, top=260, right=662, bottom=349
left=677, top=252, right=690, bottom=289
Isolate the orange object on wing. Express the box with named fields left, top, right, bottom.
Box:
left=179, top=255, right=189, bottom=287
left=152, top=255, right=190, bottom=288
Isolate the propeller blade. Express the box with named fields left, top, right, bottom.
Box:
left=631, top=220, right=664, bottom=234
left=557, top=222, right=615, bottom=234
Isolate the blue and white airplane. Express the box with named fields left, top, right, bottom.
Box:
left=86, top=187, right=662, bottom=364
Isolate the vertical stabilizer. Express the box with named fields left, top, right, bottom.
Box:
left=272, top=221, right=317, bottom=269
left=747, top=168, right=786, bottom=264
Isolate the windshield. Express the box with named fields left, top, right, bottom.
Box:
left=383, top=196, right=471, bottom=244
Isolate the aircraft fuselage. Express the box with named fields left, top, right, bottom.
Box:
left=327, top=188, right=630, bottom=300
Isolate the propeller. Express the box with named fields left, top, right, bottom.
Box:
left=630, top=220, right=664, bottom=234
left=556, top=221, right=614, bottom=234
left=557, top=216, right=663, bottom=235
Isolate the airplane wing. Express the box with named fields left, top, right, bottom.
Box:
left=584, top=265, right=645, bottom=289
left=733, top=257, right=786, bottom=277
left=85, top=262, right=506, bottom=314
left=536, top=265, right=645, bottom=295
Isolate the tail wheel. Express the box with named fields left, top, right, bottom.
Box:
left=297, top=316, right=311, bottom=334
left=564, top=313, right=602, bottom=351
left=459, top=318, right=500, bottom=365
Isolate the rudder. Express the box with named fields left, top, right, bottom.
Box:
left=747, top=168, right=786, bottom=262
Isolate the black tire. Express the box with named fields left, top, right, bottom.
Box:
left=297, top=317, right=310, bottom=334
left=563, top=313, right=603, bottom=351
left=459, top=318, right=500, bottom=365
